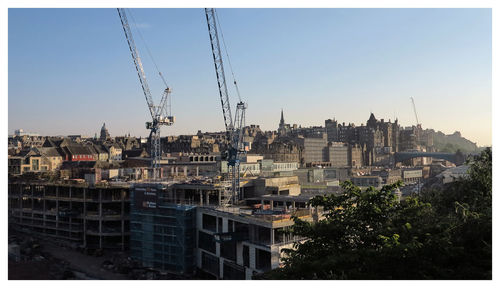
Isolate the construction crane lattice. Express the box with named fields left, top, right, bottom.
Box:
left=118, top=8, right=174, bottom=180
left=205, top=8, right=247, bottom=205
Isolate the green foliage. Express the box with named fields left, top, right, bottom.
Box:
left=431, top=130, right=480, bottom=153
left=261, top=148, right=492, bottom=280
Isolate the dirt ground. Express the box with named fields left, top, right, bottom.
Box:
left=37, top=239, right=128, bottom=280
left=9, top=229, right=204, bottom=280
left=8, top=230, right=128, bottom=280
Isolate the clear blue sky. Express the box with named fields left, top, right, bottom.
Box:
left=8, top=8, right=491, bottom=146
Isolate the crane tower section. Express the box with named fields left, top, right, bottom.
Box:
left=117, top=8, right=174, bottom=180
left=205, top=8, right=247, bottom=205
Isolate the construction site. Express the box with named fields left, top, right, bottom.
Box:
left=7, top=8, right=325, bottom=280
left=113, top=8, right=321, bottom=279
left=9, top=8, right=438, bottom=280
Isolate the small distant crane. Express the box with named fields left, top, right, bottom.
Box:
left=410, top=97, right=420, bottom=127
left=117, top=8, right=174, bottom=180
left=205, top=8, right=247, bottom=205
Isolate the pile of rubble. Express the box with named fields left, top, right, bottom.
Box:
left=8, top=235, right=76, bottom=280
left=100, top=253, right=185, bottom=280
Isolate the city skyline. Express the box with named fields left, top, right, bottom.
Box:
left=8, top=8, right=492, bottom=146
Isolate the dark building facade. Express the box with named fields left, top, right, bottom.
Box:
left=130, top=184, right=197, bottom=276
left=8, top=181, right=130, bottom=250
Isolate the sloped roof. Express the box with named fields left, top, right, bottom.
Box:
left=120, top=158, right=150, bottom=168
left=65, top=144, right=92, bottom=155
left=36, top=147, right=63, bottom=158
left=109, top=143, right=122, bottom=150
left=17, top=149, right=40, bottom=157
left=122, top=148, right=149, bottom=158
left=86, top=144, right=98, bottom=155
left=43, top=137, right=74, bottom=148
left=93, top=144, right=108, bottom=154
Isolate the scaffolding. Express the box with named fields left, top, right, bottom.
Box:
left=130, top=183, right=196, bottom=275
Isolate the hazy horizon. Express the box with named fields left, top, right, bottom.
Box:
left=8, top=8, right=492, bottom=146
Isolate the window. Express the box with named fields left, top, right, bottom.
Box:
left=32, top=159, right=39, bottom=171
left=220, top=241, right=236, bottom=261
left=223, top=261, right=245, bottom=280
left=202, top=214, right=217, bottom=232
left=255, top=248, right=271, bottom=271
left=198, top=231, right=216, bottom=253
left=243, top=245, right=249, bottom=267
left=201, top=252, right=219, bottom=276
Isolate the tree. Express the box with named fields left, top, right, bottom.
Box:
left=261, top=148, right=491, bottom=280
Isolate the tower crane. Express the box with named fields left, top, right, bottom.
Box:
left=117, top=8, right=175, bottom=180
left=410, top=97, right=419, bottom=126
left=205, top=8, right=247, bottom=205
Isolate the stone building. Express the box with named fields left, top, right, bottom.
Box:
left=251, top=137, right=301, bottom=163
left=349, top=143, right=364, bottom=168
left=328, top=142, right=349, bottom=167
left=295, top=134, right=328, bottom=165
left=325, top=119, right=339, bottom=142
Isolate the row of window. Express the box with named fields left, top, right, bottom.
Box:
left=72, top=154, right=92, bottom=159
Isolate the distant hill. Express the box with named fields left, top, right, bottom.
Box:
left=426, top=129, right=480, bottom=153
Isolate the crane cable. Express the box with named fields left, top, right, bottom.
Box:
left=215, top=9, right=243, bottom=103
left=127, top=9, right=169, bottom=89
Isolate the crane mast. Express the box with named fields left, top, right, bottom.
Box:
left=410, top=97, right=420, bottom=126
left=205, top=8, right=247, bottom=205
left=118, top=8, right=174, bottom=180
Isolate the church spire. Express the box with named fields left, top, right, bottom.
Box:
left=280, top=109, right=285, bottom=126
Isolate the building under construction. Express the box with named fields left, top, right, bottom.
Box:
left=126, top=177, right=318, bottom=279
left=8, top=181, right=130, bottom=251
left=130, top=183, right=197, bottom=275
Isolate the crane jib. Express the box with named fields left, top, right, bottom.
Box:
left=117, top=8, right=174, bottom=180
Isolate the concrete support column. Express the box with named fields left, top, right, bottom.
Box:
left=271, top=228, right=275, bottom=245
left=18, top=184, right=22, bottom=224
left=219, top=258, right=224, bottom=279
left=199, top=189, right=203, bottom=206
left=121, top=188, right=125, bottom=251
left=69, top=186, right=72, bottom=233
left=205, top=191, right=210, bottom=206
left=43, top=198, right=46, bottom=226
left=55, top=186, right=59, bottom=231
left=83, top=187, right=87, bottom=248
left=222, top=218, right=228, bottom=233
left=270, top=200, right=274, bottom=210
left=99, top=188, right=103, bottom=249
left=236, top=242, right=244, bottom=266
left=215, top=216, right=219, bottom=233
left=249, top=246, right=256, bottom=269
left=271, top=248, right=281, bottom=269
left=31, top=185, right=34, bottom=212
